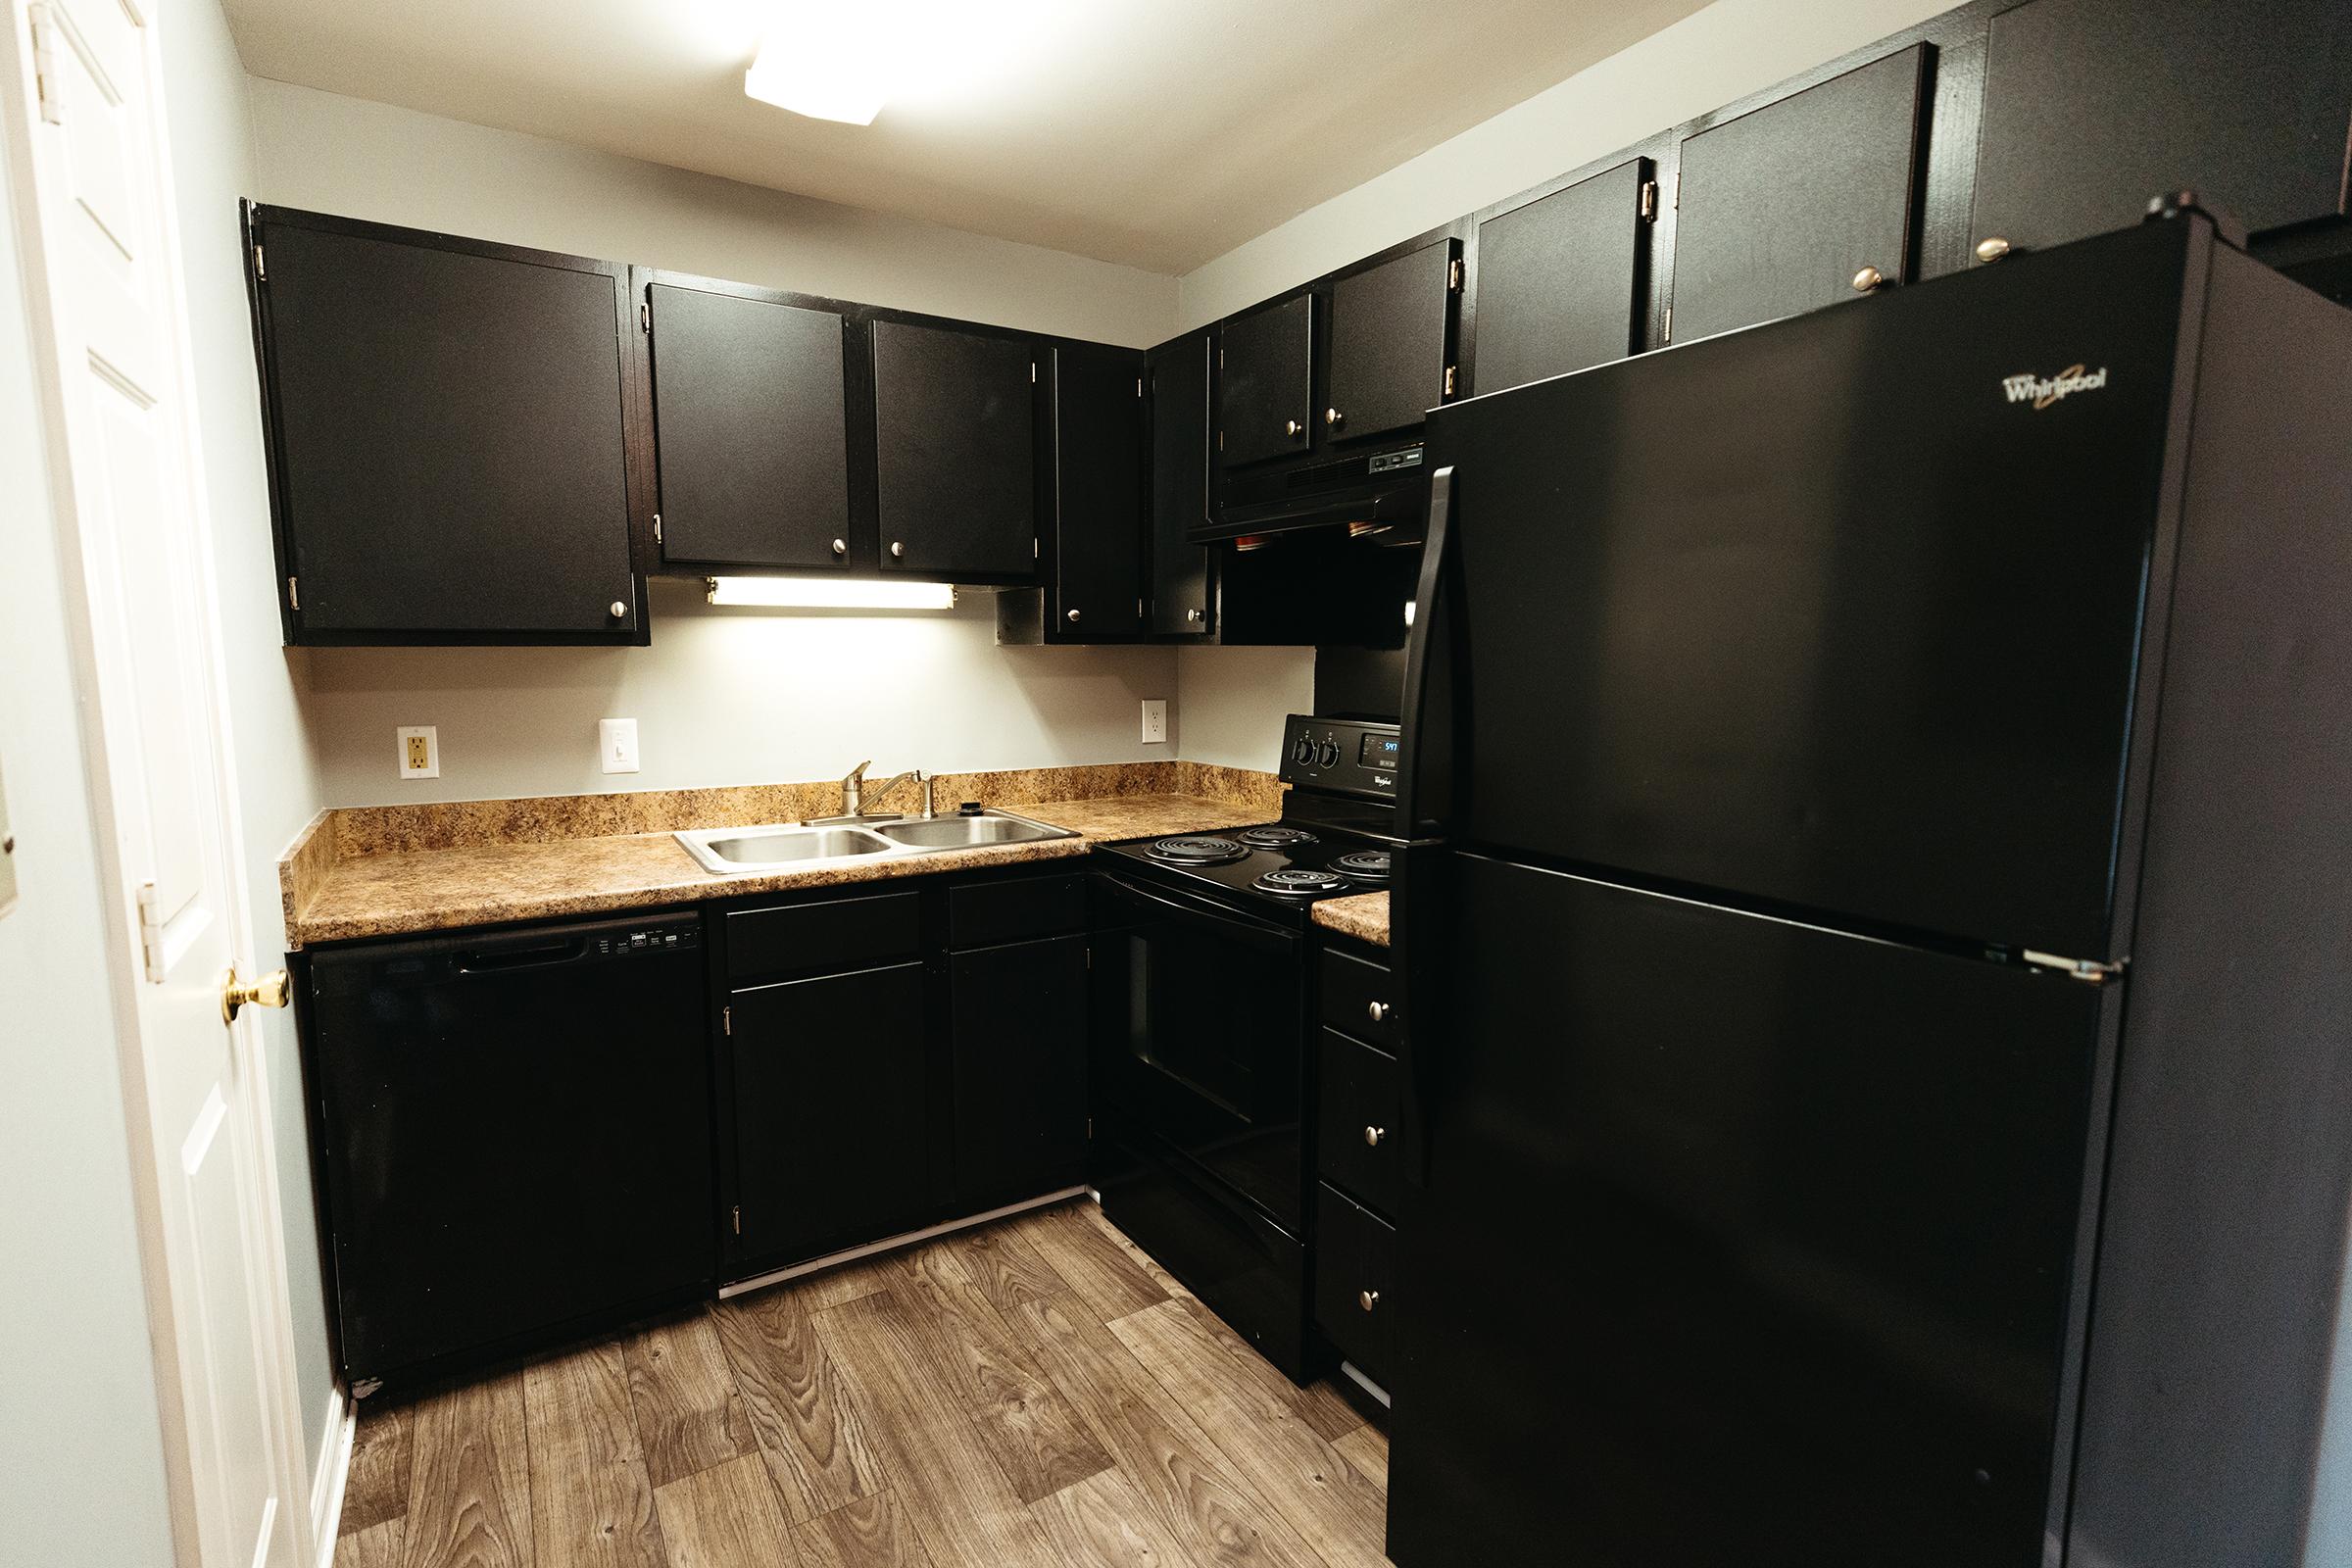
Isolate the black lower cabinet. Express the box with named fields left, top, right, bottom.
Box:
left=950, top=933, right=1090, bottom=1208
left=1314, top=1182, right=1396, bottom=1385
left=727, top=960, right=931, bottom=1263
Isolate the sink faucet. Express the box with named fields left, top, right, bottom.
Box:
left=840, top=761, right=933, bottom=819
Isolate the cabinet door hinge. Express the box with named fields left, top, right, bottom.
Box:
left=1443, top=365, right=1457, bottom=398
left=722, top=1004, right=731, bottom=1036
left=1030, top=361, right=1038, bottom=384
left=29, top=4, right=62, bottom=125
left=1447, top=257, right=1464, bottom=292
left=286, top=576, right=300, bottom=612
left=1032, top=536, right=1041, bottom=560
left=1086, top=1117, right=1095, bottom=1141
left=1671, top=172, right=1682, bottom=211
left=731, top=1203, right=742, bottom=1235
left=1639, top=179, right=1658, bottom=221
left=639, top=301, right=651, bottom=333
left=134, top=881, right=166, bottom=982
left=1136, top=597, right=1145, bottom=619
left=1663, top=306, right=1673, bottom=344
left=252, top=242, right=268, bottom=282
left=2023, top=950, right=2128, bottom=985
left=1217, top=429, right=1225, bottom=452
left=653, top=513, right=663, bottom=546
left=1136, top=376, right=1144, bottom=397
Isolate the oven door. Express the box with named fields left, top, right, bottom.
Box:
left=1090, top=871, right=1309, bottom=1233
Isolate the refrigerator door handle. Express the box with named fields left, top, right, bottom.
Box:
left=1395, top=464, right=1457, bottom=1189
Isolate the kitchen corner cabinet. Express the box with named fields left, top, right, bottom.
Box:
left=1049, top=345, right=1147, bottom=637
left=872, top=319, right=1039, bottom=579
left=245, top=206, right=646, bottom=645
left=1972, top=0, right=2352, bottom=254
left=1324, top=237, right=1461, bottom=445
left=1667, top=45, right=1927, bottom=345
left=1218, top=293, right=1315, bottom=466
left=1147, top=332, right=1214, bottom=636
left=1469, top=159, right=1650, bottom=396
left=644, top=278, right=854, bottom=571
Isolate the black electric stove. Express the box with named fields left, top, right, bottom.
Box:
left=1098, top=714, right=1401, bottom=922
left=1089, top=714, right=1399, bottom=1381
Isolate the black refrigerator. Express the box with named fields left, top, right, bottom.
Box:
left=1387, top=211, right=2352, bottom=1568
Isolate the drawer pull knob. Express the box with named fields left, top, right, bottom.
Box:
left=1363, top=1125, right=1386, bottom=1148
left=1359, top=1289, right=1381, bottom=1312
left=1366, top=1000, right=1389, bottom=1024
left=831, top=538, right=848, bottom=556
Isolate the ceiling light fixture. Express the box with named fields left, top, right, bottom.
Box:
left=743, top=25, right=890, bottom=124
left=742, top=0, right=1075, bottom=124
left=706, top=575, right=956, bottom=611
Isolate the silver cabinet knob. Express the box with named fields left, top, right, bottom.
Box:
left=1851, top=265, right=1886, bottom=293
left=890, top=541, right=905, bottom=559
left=1367, top=1001, right=1389, bottom=1024
left=1186, top=608, right=1204, bottom=623
left=1285, top=418, right=1303, bottom=437
left=1975, top=236, right=2012, bottom=264
left=1359, top=1290, right=1381, bottom=1312
left=1066, top=609, right=1082, bottom=623
left=1363, top=1125, right=1386, bottom=1148
left=1325, top=408, right=1343, bottom=427
left=830, top=538, right=847, bottom=556
left=608, top=600, right=628, bottom=619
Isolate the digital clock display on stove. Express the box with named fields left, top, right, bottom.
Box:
left=1359, top=733, right=1401, bottom=766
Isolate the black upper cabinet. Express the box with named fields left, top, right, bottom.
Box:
left=1470, top=160, right=1649, bottom=395
left=1218, top=294, right=1315, bottom=466
left=1974, top=0, right=2352, bottom=252
left=1051, top=346, right=1146, bottom=636
left=646, top=281, right=851, bottom=571
left=1669, top=45, right=1928, bottom=343
left=871, top=319, right=1037, bottom=578
left=949, top=933, right=1090, bottom=1209
left=1325, top=237, right=1460, bottom=443
left=249, top=208, right=643, bottom=644
left=1147, top=333, right=1213, bottom=636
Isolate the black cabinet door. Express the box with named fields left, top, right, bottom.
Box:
left=253, top=212, right=640, bottom=641
left=872, top=319, right=1036, bottom=577
left=1974, top=0, right=2352, bottom=252
left=1314, top=1181, right=1395, bottom=1384
left=1052, top=346, right=1145, bottom=636
left=1146, top=333, right=1213, bottom=636
left=729, top=961, right=929, bottom=1263
left=647, top=283, right=850, bottom=570
left=1668, top=45, right=1927, bottom=344
left=1218, top=294, right=1314, bottom=466
left=950, top=934, right=1089, bottom=1208
left=1325, top=238, right=1459, bottom=443
left=1471, top=160, right=1648, bottom=395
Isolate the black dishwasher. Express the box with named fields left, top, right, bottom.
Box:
left=306, top=910, right=714, bottom=1389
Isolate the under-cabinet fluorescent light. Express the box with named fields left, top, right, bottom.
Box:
left=706, top=576, right=956, bottom=611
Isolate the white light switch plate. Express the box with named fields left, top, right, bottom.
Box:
left=1140, top=699, right=1169, bottom=745
left=600, top=717, right=641, bottom=774
left=397, top=725, right=439, bottom=780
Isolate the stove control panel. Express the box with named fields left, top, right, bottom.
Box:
left=1279, top=713, right=1401, bottom=799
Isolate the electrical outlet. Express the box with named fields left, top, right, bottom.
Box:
left=1140, top=699, right=1169, bottom=745
left=599, top=717, right=640, bottom=775
left=397, top=725, right=439, bottom=780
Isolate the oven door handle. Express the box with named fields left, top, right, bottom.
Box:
left=1095, top=874, right=1298, bottom=957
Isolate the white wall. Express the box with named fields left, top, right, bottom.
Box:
left=1174, top=645, right=1318, bottom=773
left=0, top=104, right=180, bottom=1568
left=1167, top=0, right=1956, bottom=751
left=164, top=0, right=339, bottom=1478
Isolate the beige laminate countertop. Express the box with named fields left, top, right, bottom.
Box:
left=1312, top=890, right=1391, bottom=949
left=288, top=794, right=1272, bottom=947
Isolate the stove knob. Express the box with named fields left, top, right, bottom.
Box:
left=1290, top=737, right=1316, bottom=765
left=1318, top=741, right=1342, bottom=767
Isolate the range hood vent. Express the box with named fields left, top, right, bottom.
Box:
left=1195, top=440, right=1428, bottom=544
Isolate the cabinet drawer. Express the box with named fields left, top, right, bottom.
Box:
left=1320, top=947, right=1399, bottom=1049
left=726, top=891, right=921, bottom=979
left=1315, top=1181, right=1396, bottom=1383
left=1316, top=1030, right=1400, bottom=1215
left=948, top=873, right=1088, bottom=951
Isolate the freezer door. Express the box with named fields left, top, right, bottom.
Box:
left=1424, top=220, right=2203, bottom=958
left=1386, top=854, right=2106, bottom=1568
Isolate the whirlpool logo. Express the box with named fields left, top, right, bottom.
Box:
left=2002, top=363, right=2109, bottom=410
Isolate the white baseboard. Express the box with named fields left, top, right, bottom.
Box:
left=309, top=1384, right=358, bottom=1567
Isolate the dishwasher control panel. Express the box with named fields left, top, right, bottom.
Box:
left=592, top=918, right=703, bottom=958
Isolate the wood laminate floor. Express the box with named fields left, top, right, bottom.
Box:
left=336, top=1199, right=1393, bottom=1568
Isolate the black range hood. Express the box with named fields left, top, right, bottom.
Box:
left=1191, top=436, right=1429, bottom=543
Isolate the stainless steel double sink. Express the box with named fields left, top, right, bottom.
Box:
left=673, top=808, right=1076, bottom=875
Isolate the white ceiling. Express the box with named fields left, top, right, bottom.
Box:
left=220, top=0, right=1711, bottom=274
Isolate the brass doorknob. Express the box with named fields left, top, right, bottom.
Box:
left=1367, top=1000, right=1388, bottom=1023
left=831, top=538, right=848, bottom=556
left=1359, top=1290, right=1381, bottom=1312
left=1364, top=1125, right=1387, bottom=1148
left=220, top=967, right=291, bottom=1025
left=890, top=541, right=905, bottom=559
left=1066, top=609, right=1082, bottom=623
left=608, top=600, right=628, bottom=619
left=1325, top=408, right=1343, bottom=427
left=1285, top=418, right=1303, bottom=437
left=1975, top=236, right=2012, bottom=264
left=1186, top=608, right=1205, bottom=623
left=1851, top=266, right=1886, bottom=293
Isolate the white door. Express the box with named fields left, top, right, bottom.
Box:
left=6, top=2, right=309, bottom=1565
